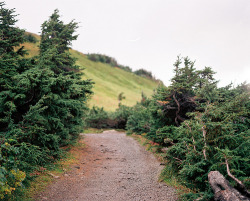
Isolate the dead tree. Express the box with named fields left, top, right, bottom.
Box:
left=208, top=171, right=250, bottom=201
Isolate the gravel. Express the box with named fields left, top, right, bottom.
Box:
left=36, top=130, right=177, bottom=201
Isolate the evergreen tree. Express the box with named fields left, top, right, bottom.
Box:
left=151, top=57, right=218, bottom=127
left=126, top=56, right=249, bottom=199
left=0, top=2, right=29, bottom=131
left=39, top=9, right=79, bottom=73
left=0, top=3, right=29, bottom=198
left=0, top=5, right=93, bottom=199
left=118, top=92, right=125, bottom=107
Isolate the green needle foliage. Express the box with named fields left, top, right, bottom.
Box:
left=0, top=3, right=92, bottom=199
left=126, top=56, right=250, bottom=200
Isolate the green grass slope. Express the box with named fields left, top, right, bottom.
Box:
left=22, top=33, right=160, bottom=111
left=72, top=50, right=160, bottom=111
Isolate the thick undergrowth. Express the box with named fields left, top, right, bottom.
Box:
left=126, top=57, right=250, bottom=200
left=0, top=4, right=92, bottom=199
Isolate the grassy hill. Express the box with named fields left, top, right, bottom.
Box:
left=22, top=33, right=160, bottom=111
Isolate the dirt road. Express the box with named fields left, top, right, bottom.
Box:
left=37, top=130, right=177, bottom=201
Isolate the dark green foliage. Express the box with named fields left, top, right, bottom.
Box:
left=0, top=4, right=92, bottom=199
left=111, top=105, right=132, bottom=129
left=0, top=140, right=26, bottom=199
left=87, top=53, right=132, bottom=72
left=126, top=56, right=250, bottom=199
left=23, top=33, right=37, bottom=43
left=86, top=105, right=132, bottom=129
left=87, top=53, right=118, bottom=67
left=40, top=9, right=78, bottom=54
left=87, top=53, right=161, bottom=81
left=40, top=9, right=79, bottom=73
left=85, top=106, right=110, bottom=128
left=0, top=2, right=27, bottom=107
left=165, top=88, right=250, bottom=198
left=0, top=2, right=26, bottom=57
left=134, top=68, right=154, bottom=79
left=155, top=125, right=176, bottom=145
left=126, top=104, right=151, bottom=134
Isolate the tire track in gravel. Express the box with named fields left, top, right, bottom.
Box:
left=36, top=130, right=177, bottom=201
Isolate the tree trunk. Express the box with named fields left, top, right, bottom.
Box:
left=208, top=171, right=250, bottom=201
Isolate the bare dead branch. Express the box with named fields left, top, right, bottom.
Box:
left=202, top=126, right=207, bottom=160
left=225, top=157, right=244, bottom=189
left=208, top=171, right=249, bottom=201
left=173, top=92, right=180, bottom=126
left=184, top=121, right=197, bottom=152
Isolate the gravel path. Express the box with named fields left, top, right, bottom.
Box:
left=36, top=130, right=177, bottom=201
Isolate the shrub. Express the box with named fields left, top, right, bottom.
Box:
left=111, top=105, right=132, bottom=129
left=85, top=105, right=133, bottom=129
left=0, top=140, right=26, bottom=200
left=85, top=106, right=110, bottom=128
left=24, top=33, right=38, bottom=43
left=126, top=105, right=151, bottom=134
left=127, top=56, right=250, bottom=199
left=87, top=53, right=133, bottom=73
left=0, top=5, right=92, bottom=199
left=134, top=68, right=154, bottom=79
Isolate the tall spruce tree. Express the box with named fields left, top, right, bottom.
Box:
left=0, top=3, right=29, bottom=199
left=0, top=4, right=93, bottom=199
left=39, top=9, right=79, bottom=73
left=36, top=9, right=93, bottom=147
left=151, top=57, right=218, bottom=127
left=0, top=2, right=28, bottom=131
left=1, top=3, right=93, bottom=173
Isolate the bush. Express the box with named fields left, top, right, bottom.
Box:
left=126, top=105, right=151, bottom=134
left=127, top=56, right=250, bottom=198
left=87, top=53, right=133, bottom=73
left=111, top=105, right=132, bottom=129
left=86, top=105, right=133, bottom=129
left=134, top=68, right=154, bottom=79
left=0, top=140, right=26, bottom=200
left=85, top=106, right=110, bottom=128
left=24, top=33, right=38, bottom=43
left=154, top=125, right=177, bottom=145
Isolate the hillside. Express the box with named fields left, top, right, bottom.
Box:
left=23, top=33, right=160, bottom=111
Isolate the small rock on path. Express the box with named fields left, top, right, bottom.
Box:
left=36, top=130, right=177, bottom=201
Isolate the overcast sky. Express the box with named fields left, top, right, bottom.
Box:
left=6, top=0, right=250, bottom=87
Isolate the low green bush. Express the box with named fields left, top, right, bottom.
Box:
left=85, top=106, right=110, bottom=128
left=126, top=105, right=151, bottom=134
left=24, top=33, right=38, bottom=43
left=86, top=105, right=132, bottom=129
left=111, top=105, right=132, bottom=129
left=126, top=56, right=250, bottom=199
left=0, top=140, right=26, bottom=200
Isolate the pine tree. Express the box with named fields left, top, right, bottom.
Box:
left=39, top=9, right=79, bottom=73
left=0, top=4, right=93, bottom=199
left=0, top=2, right=28, bottom=131
left=0, top=3, right=29, bottom=198
left=36, top=9, right=93, bottom=146
left=126, top=55, right=250, bottom=199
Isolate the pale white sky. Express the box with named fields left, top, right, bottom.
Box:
left=6, top=0, right=250, bottom=87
